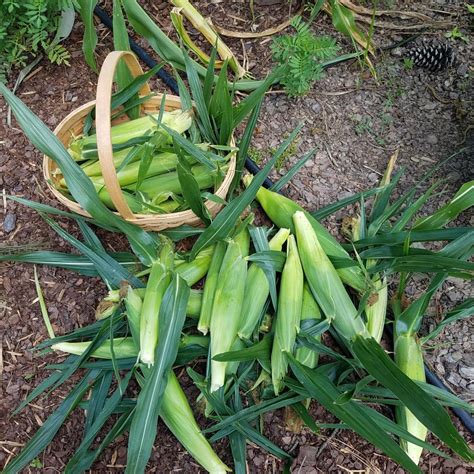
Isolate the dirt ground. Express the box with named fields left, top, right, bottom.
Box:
left=0, top=0, right=473, bottom=472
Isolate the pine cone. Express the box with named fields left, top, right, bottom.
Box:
left=406, top=43, right=455, bottom=72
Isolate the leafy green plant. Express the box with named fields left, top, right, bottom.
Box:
left=271, top=16, right=339, bottom=96
left=403, top=58, right=414, bottom=70
left=0, top=0, right=74, bottom=80
left=445, top=26, right=469, bottom=44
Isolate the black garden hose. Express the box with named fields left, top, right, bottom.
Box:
left=93, top=5, right=474, bottom=435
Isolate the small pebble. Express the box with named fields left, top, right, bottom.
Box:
left=456, top=63, right=469, bottom=77
left=3, top=213, right=17, bottom=233
left=459, top=367, right=474, bottom=380
left=426, top=134, right=438, bottom=145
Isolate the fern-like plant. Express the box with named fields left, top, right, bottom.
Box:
left=0, top=0, right=73, bottom=81
left=271, top=15, right=340, bottom=97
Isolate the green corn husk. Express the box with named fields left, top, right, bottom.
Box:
left=69, top=109, right=192, bottom=160
left=295, top=283, right=322, bottom=368
left=80, top=147, right=134, bottom=177
left=293, top=211, right=368, bottom=340
left=245, top=177, right=367, bottom=293
left=106, top=287, right=202, bottom=319
left=140, top=243, right=174, bottom=366
left=52, top=333, right=209, bottom=360
left=238, top=228, right=290, bottom=340
left=365, top=276, right=388, bottom=343
left=180, top=334, right=209, bottom=349
left=209, top=238, right=249, bottom=392
left=122, top=163, right=218, bottom=195
left=94, top=164, right=219, bottom=212
left=176, top=246, right=215, bottom=286
left=161, top=372, right=230, bottom=473
left=198, top=240, right=227, bottom=335
left=271, top=235, right=304, bottom=395
left=52, top=337, right=137, bottom=359
left=125, top=286, right=142, bottom=347
left=88, top=152, right=182, bottom=187
left=394, top=333, right=427, bottom=465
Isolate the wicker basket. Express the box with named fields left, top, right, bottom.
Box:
left=43, top=51, right=236, bottom=231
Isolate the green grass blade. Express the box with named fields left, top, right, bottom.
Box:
left=42, top=215, right=143, bottom=289
left=0, top=251, right=138, bottom=277
left=230, top=96, right=263, bottom=195
left=392, top=182, right=443, bottom=232
left=352, top=228, right=471, bottom=248
left=83, top=371, right=113, bottom=436
left=4, top=370, right=101, bottom=474
left=73, top=409, right=135, bottom=472
left=287, top=355, right=422, bottom=473
left=13, top=359, right=74, bottom=414
left=213, top=335, right=271, bottom=362
left=183, top=49, right=216, bottom=143
left=113, top=0, right=138, bottom=118
left=414, top=181, right=474, bottom=230
left=271, top=148, right=317, bottom=192
left=421, top=298, right=474, bottom=344
left=77, top=0, right=98, bottom=72
left=66, top=370, right=134, bottom=473
left=111, top=64, right=163, bottom=111
left=372, top=255, right=474, bottom=277
left=369, top=168, right=404, bottom=223
left=126, top=274, right=190, bottom=473
left=160, top=123, right=217, bottom=170
left=33, top=266, right=55, bottom=339
left=161, top=225, right=204, bottom=240
left=176, top=140, right=211, bottom=225
left=7, top=195, right=116, bottom=232
left=310, top=187, right=380, bottom=220
left=203, top=47, right=217, bottom=105
left=352, top=336, right=474, bottom=461
left=232, top=68, right=280, bottom=127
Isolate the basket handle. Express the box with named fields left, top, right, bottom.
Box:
left=95, top=51, right=152, bottom=220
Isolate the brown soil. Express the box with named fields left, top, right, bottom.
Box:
left=1, top=1, right=472, bottom=473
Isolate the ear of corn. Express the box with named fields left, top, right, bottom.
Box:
left=105, top=287, right=202, bottom=319
left=90, top=152, right=183, bottom=187
left=238, top=228, right=290, bottom=340
left=161, top=372, right=230, bottom=473
left=233, top=226, right=251, bottom=257
left=198, top=240, right=227, bottom=335
left=295, top=283, right=321, bottom=368
left=176, top=245, right=215, bottom=286
left=271, top=235, right=304, bottom=395
left=293, top=211, right=368, bottom=340
left=140, top=243, right=174, bottom=366
left=80, top=147, right=136, bottom=177
left=209, top=238, right=248, bottom=392
left=394, top=333, right=427, bottom=465
left=365, top=276, right=388, bottom=343
left=246, top=179, right=367, bottom=293
left=52, top=337, right=137, bottom=359
left=125, top=287, right=143, bottom=348
left=69, top=110, right=192, bottom=160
